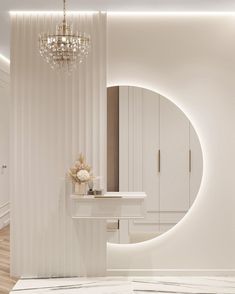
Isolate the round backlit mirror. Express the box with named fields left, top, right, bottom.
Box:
left=107, top=86, right=203, bottom=244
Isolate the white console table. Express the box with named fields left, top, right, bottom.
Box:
left=70, top=192, right=146, bottom=276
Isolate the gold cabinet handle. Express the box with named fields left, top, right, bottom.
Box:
left=189, top=149, right=192, bottom=173
left=158, top=149, right=161, bottom=173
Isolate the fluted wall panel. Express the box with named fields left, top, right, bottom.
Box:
left=10, top=12, right=107, bottom=277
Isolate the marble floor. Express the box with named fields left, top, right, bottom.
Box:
left=10, top=276, right=235, bottom=294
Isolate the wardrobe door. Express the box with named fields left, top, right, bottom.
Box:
left=142, top=89, right=160, bottom=213
left=119, top=86, right=129, bottom=191
left=189, top=124, right=203, bottom=205
left=159, top=97, right=190, bottom=231
left=119, top=86, right=143, bottom=192
left=119, top=86, right=144, bottom=242
left=130, top=89, right=160, bottom=236
left=119, top=86, right=160, bottom=238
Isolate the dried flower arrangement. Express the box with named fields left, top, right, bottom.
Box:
left=67, top=154, right=92, bottom=185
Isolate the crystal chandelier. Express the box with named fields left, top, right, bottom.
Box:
left=39, top=0, right=90, bottom=72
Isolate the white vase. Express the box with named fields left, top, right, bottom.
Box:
left=74, top=182, right=87, bottom=196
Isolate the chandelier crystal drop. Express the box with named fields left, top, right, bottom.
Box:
left=39, top=0, right=90, bottom=72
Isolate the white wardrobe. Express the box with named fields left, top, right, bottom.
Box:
left=119, top=86, right=203, bottom=243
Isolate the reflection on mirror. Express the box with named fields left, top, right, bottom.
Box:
left=107, top=86, right=203, bottom=244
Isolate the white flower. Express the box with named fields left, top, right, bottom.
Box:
left=77, top=169, right=90, bottom=182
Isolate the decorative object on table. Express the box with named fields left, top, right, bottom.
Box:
left=87, top=177, right=103, bottom=195
left=39, top=0, right=90, bottom=72
left=94, top=189, right=103, bottom=196
left=87, top=180, right=94, bottom=195
left=67, top=154, right=93, bottom=196
left=87, top=189, right=94, bottom=195
left=87, top=189, right=103, bottom=196
left=93, top=176, right=103, bottom=194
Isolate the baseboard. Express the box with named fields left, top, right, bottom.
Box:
left=107, top=268, right=235, bottom=276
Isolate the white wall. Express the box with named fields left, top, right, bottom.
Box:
left=0, top=58, right=10, bottom=229
left=107, top=14, right=235, bottom=273
left=11, top=12, right=106, bottom=277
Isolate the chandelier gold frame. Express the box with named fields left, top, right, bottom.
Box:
left=39, top=0, right=90, bottom=72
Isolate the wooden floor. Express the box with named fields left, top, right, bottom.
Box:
left=0, top=226, right=17, bottom=294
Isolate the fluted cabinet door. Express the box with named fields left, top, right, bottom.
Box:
left=129, top=88, right=160, bottom=236
left=119, top=86, right=130, bottom=191
left=119, top=86, right=144, bottom=192
left=119, top=86, right=160, bottom=238
left=159, top=97, right=190, bottom=231
left=142, top=89, right=160, bottom=213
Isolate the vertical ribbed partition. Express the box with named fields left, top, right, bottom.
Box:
left=10, top=12, right=107, bottom=278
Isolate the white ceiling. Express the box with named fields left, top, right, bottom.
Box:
left=1, top=0, right=235, bottom=59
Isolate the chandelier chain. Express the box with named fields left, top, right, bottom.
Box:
left=63, top=0, right=66, bottom=24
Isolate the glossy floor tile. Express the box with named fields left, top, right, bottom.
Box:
left=10, top=276, right=235, bottom=294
